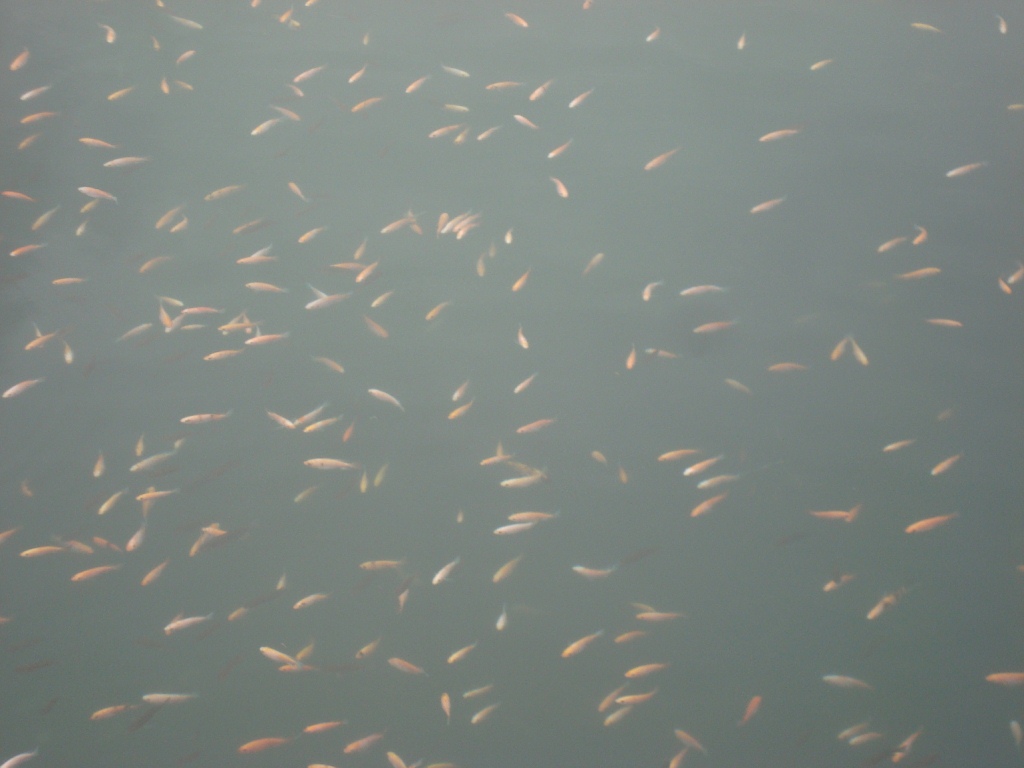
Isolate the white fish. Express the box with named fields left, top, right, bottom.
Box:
left=0, top=750, right=38, bottom=768
left=141, top=693, right=197, bottom=705
left=494, top=521, right=537, bottom=535
left=305, top=285, right=350, bottom=310
left=432, top=557, right=460, bottom=585
left=368, top=388, right=404, bottom=411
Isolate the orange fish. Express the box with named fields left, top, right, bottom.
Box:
left=516, top=418, right=555, bottom=434
left=625, top=662, right=669, bottom=678
left=738, top=695, right=762, bottom=726
left=904, top=513, right=957, bottom=533
left=674, top=729, right=707, bottom=754
left=344, top=732, right=385, bottom=754
left=693, top=320, right=736, bottom=334
left=238, top=737, right=290, bottom=753
left=986, top=672, right=1024, bottom=686
left=644, top=147, right=680, bottom=171
left=71, top=564, right=122, bottom=582
left=867, top=587, right=907, bottom=620
left=388, top=657, right=426, bottom=675
left=930, top=453, right=962, bottom=476
left=691, top=493, right=728, bottom=517
left=561, top=630, right=604, bottom=658
left=809, top=504, right=861, bottom=523
left=303, top=721, right=344, bottom=734
left=91, top=703, right=135, bottom=720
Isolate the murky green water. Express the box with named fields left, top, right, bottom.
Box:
left=1, top=2, right=1021, bottom=767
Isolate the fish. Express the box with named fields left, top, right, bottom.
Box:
left=561, top=630, right=604, bottom=658
left=905, top=513, right=957, bottom=533
left=822, top=674, right=873, bottom=689
left=603, top=705, right=634, bottom=726
left=432, top=557, right=460, bottom=585
left=866, top=587, right=907, bottom=620
left=238, top=737, right=290, bottom=754
left=986, top=673, right=1024, bottom=686
left=494, top=521, right=537, bottom=535
left=644, top=147, right=680, bottom=170
left=625, top=663, right=669, bottom=678
left=304, top=721, right=344, bottom=734
left=2, top=379, right=44, bottom=398
left=447, top=642, right=477, bottom=664
left=548, top=140, right=572, bottom=159
left=180, top=411, right=231, bottom=424
left=693, top=320, right=736, bottom=334
left=493, top=555, right=523, bottom=583
left=352, top=96, right=384, bottom=113
left=78, top=186, right=117, bottom=204
left=304, top=458, right=359, bottom=470
left=293, top=593, right=329, bottom=610
left=738, top=695, right=762, bottom=726
left=471, top=702, right=501, bottom=724
left=930, top=453, right=962, bottom=476
left=388, top=657, right=426, bottom=675
left=71, top=564, right=122, bottom=582
left=759, top=127, right=801, bottom=142
left=305, top=285, right=349, bottom=310
left=164, top=613, right=213, bottom=635
left=343, top=732, right=385, bottom=754
left=0, top=752, right=38, bottom=768
left=516, top=418, right=555, bottom=434
left=674, top=729, right=707, bottom=754
left=368, top=388, right=404, bottom=411
left=141, top=693, right=196, bottom=705
left=691, top=493, right=729, bottom=518
left=946, top=161, right=987, bottom=178
left=750, top=196, right=785, bottom=213
left=9, top=48, right=29, bottom=71
left=569, top=89, right=594, bottom=108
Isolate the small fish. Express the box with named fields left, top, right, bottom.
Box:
left=946, top=161, right=987, bottom=178
left=930, top=453, right=962, bottom=476
left=388, top=657, right=426, bottom=675
left=343, top=732, right=385, bottom=754
left=432, top=557, right=460, bottom=585
left=822, top=674, right=872, bottom=690
left=78, top=186, right=117, bottom=204
left=506, top=12, right=528, bottom=28
left=368, top=388, right=404, bottom=411
left=0, top=750, right=38, bottom=768
left=986, top=672, right=1024, bottom=686
left=905, top=513, right=957, bottom=533
left=750, top=196, right=785, bottom=213
left=738, top=695, right=762, bottom=726
left=2, top=379, right=44, bottom=398
left=759, top=127, right=801, bottom=142
left=238, top=737, right=290, bottom=754
left=561, top=630, right=604, bottom=658
left=471, top=702, right=501, bottom=724
left=164, top=613, right=213, bottom=635
left=644, top=147, right=679, bottom=171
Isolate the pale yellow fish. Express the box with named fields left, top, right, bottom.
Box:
left=644, top=147, right=679, bottom=171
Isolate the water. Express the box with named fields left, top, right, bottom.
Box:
left=1, top=2, right=1021, bottom=767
